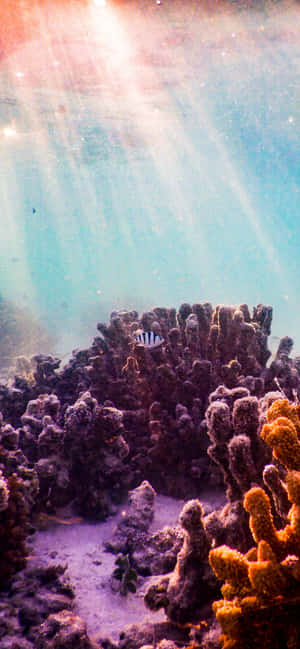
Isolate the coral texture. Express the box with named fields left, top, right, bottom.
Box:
left=204, top=387, right=273, bottom=553
left=0, top=472, right=30, bottom=587
left=209, top=398, right=300, bottom=649
left=0, top=302, right=299, bottom=504
left=0, top=303, right=299, bottom=648
left=105, top=480, right=156, bottom=554
left=145, top=499, right=217, bottom=623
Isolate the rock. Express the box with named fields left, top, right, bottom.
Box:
left=105, top=481, right=156, bottom=554
left=36, top=609, right=100, bottom=649
left=145, top=500, right=218, bottom=624
left=132, top=526, right=184, bottom=575
left=118, top=622, right=189, bottom=649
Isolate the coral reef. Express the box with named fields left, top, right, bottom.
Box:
left=0, top=472, right=30, bottom=587
left=0, top=561, right=76, bottom=648
left=105, top=481, right=156, bottom=554
left=204, top=387, right=273, bottom=553
left=0, top=302, right=300, bottom=648
left=63, top=392, right=130, bottom=518
left=37, top=609, right=99, bottom=649
left=209, top=398, right=300, bottom=649
left=0, top=302, right=299, bottom=503
left=9, top=390, right=131, bottom=518
left=0, top=414, right=36, bottom=588
left=145, top=499, right=217, bottom=624
left=132, top=524, right=184, bottom=576
left=117, top=620, right=190, bottom=649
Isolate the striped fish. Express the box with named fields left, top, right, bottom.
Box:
left=134, top=330, right=164, bottom=348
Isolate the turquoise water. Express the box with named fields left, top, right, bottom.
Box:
left=0, top=0, right=299, bottom=359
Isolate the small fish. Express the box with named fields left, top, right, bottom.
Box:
left=134, top=330, right=164, bottom=348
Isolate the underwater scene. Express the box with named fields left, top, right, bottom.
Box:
left=0, top=0, right=300, bottom=647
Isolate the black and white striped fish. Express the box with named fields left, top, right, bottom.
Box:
left=134, top=330, right=164, bottom=348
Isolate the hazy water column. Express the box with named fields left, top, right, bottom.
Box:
left=0, top=0, right=299, bottom=354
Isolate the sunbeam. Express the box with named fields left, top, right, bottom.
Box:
left=0, top=0, right=299, bottom=354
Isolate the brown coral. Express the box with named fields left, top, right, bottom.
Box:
left=0, top=473, right=30, bottom=587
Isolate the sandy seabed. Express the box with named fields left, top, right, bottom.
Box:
left=28, top=491, right=224, bottom=643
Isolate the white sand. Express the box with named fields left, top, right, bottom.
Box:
left=30, top=491, right=224, bottom=642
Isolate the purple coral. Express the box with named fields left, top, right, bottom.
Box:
left=145, top=499, right=217, bottom=624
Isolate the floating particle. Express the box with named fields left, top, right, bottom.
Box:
left=2, top=127, right=17, bottom=137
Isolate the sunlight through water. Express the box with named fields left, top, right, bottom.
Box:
left=0, top=0, right=299, bottom=360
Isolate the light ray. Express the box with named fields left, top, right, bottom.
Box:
left=0, top=0, right=299, bottom=351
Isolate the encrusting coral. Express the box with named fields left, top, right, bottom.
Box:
left=209, top=398, right=300, bottom=649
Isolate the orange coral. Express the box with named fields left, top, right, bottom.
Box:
left=261, top=417, right=300, bottom=471
left=209, top=399, right=300, bottom=648
left=266, top=399, right=300, bottom=436
left=261, top=399, right=300, bottom=471
left=243, top=487, right=286, bottom=559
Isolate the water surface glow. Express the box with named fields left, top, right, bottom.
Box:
left=0, top=0, right=299, bottom=357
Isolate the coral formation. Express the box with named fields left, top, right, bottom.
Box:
left=105, top=480, right=156, bottom=554
left=145, top=499, right=217, bottom=624
left=0, top=302, right=300, bottom=648
left=0, top=302, right=299, bottom=504
left=0, top=562, right=76, bottom=648
left=132, top=524, right=184, bottom=576
left=209, top=398, right=300, bottom=649
left=204, top=387, right=272, bottom=553
left=0, top=472, right=30, bottom=587
left=37, top=609, right=99, bottom=649
left=63, top=392, right=130, bottom=518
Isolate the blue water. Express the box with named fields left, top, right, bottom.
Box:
left=0, top=0, right=299, bottom=359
